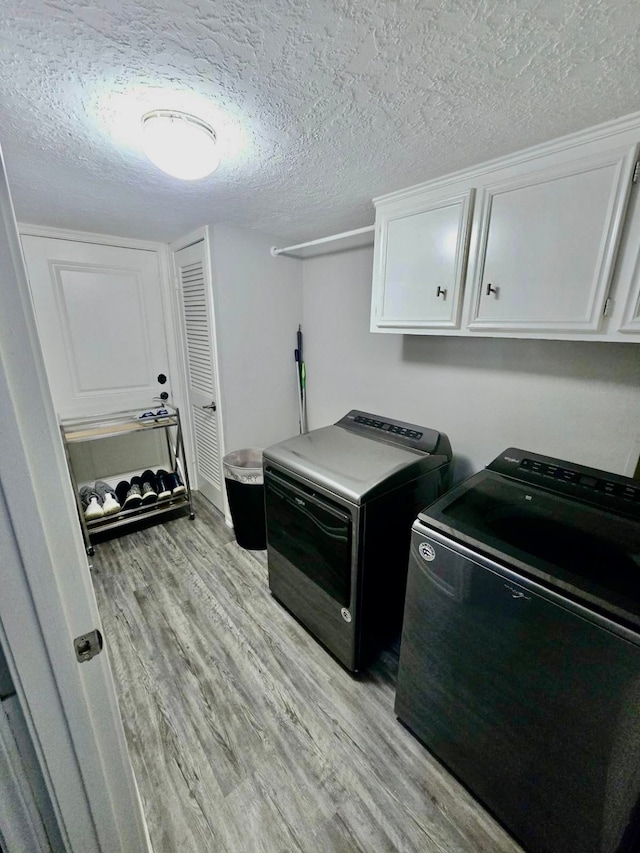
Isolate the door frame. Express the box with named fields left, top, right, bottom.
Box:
left=2, top=156, right=152, bottom=850
left=170, top=226, right=229, bottom=521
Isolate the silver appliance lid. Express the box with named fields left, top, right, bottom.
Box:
left=263, top=411, right=451, bottom=504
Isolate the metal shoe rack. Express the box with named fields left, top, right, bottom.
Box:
left=60, top=405, right=195, bottom=556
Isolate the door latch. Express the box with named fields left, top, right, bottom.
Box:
left=74, top=629, right=103, bottom=663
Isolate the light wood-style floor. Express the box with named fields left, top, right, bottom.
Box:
left=91, top=493, right=523, bottom=853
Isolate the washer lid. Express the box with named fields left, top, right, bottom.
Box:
left=418, top=469, right=640, bottom=631
left=263, top=424, right=446, bottom=504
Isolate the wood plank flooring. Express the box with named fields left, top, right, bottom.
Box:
left=91, top=494, right=523, bottom=853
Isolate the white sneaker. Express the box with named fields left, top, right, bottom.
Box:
left=79, top=486, right=105, bottom=521
left=94, top=480, right=121, bottom=516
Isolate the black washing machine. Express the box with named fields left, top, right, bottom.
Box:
left=396, top=447, right=640, bottom=853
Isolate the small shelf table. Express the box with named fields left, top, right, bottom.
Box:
left=60, top=406, right=195, bottom=555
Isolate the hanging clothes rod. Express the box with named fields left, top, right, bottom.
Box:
left=270, top=224, right=375, bottom=258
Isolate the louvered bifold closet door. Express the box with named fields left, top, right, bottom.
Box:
left=175, top=242, right=224, bottom=511
left=192, top=406, right=221, bottom=487
left=181, top=261, right=213, bottom=396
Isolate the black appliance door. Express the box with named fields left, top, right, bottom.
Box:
left=265, top=469, right=352, bottom=606
left=396, top=530, right=640, bottom=853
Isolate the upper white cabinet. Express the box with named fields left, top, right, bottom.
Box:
left=371, top=113, right=640, bottom=342
left=467, top=147, right=637, bottom=333
left=371, top=188, right=474, bottom=331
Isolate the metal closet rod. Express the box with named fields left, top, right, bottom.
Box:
left=270, top=224, right=374, bottom=257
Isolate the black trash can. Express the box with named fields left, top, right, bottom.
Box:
left=223, top=449, right=266, bottom=550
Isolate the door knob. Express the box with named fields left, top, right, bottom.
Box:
left=485, top=282, right=498, bottom=297
left=202, top=402, right=217, bottom=411
left=436, top=286, right=447, bottom=299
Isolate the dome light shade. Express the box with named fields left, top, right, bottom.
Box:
left=141, top=110, right=219, bottom=180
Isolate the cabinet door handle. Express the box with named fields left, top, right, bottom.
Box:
left=202, top=402, right=217, bottom=411
left=436, top=286, right=447, bottom=299
left=485, top=282, right=498, bottom=297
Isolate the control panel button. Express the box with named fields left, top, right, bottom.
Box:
left=580, top=475, right=597, bottom=488
left=351, top=414, right=424, bottom=441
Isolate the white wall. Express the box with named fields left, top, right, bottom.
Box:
left=302, top=246, right=640, bottom=482
left=209, top=225, right=303, bottom=454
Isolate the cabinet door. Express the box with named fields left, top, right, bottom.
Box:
left=618, top=268, right=640, bottom=333
left=371, top=189, right=474, bottom=332
left=468, top=145, right=638, bottom=332
left=616, top=181, right=640, bottom=335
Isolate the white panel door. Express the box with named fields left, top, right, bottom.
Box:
left=174, top=240, right=224, bottom=511
left=468, top=145, right=638, bottom=332
left=1, top=149, right=150, bottom=852
left=371, top=189, right=474, bottom=331
left=21, top=236, right=171, bottom=417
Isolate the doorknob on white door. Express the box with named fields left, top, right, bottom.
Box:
left=202, top=402, right=217, bottom=411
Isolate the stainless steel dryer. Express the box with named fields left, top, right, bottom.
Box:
left=263, top=410, right=452, bottom=671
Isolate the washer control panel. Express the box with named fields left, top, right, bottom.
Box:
left=489, top=447, right=640, bottom=517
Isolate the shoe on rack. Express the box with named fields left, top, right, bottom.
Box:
left=115, top=480, right=142, bottom=510
left=167, top=470, right=186, bottom=496
left=140, top=470, right=159, bottom=502
left=154, top=469, right=172, bottom=500
left=139, top=407, right=170, bottom=421
left=94, top=480, right=121, bottom=516
left=156, top=469, right=185, bottom=497
left=132, top=474, right=157, bottom=504
left=79, top=485, right=104, bottom=521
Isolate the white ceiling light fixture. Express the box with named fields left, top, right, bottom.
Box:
left=141, top=110, right=220, bottom=180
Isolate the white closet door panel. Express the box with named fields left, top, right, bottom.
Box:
left=21, top=236, right=171, bottom=417
left=175, top=242, right=224, bottom=511
left=469, top=145, right=637, bottom=331
left=53, top=265, right=150, bottom=391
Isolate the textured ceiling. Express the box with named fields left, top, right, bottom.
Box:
left=0, top=0, right=639, bottom=244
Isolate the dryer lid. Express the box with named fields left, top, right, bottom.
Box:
left=263, top=421, right=448, bottom=504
